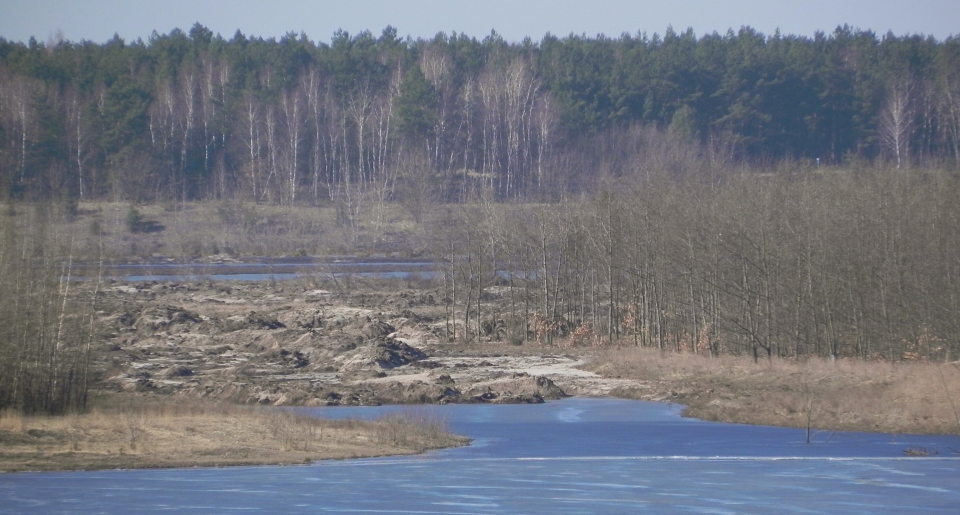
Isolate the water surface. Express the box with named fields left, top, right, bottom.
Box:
left=2, top=398, right=958, bottom=514
left=71, top=258, right=438, bottom=282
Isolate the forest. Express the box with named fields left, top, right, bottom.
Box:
left=0, top=23, right=959, bottom=204
left=431, top=168, right=960, bottom=363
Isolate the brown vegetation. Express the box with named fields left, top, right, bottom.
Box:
left=427, top=169, right=960, bottom=365
left=4, top=162, right=960, bottom=472
left=0, top=395, right=467, bottom=473
left=0, top=207, right=100, bottom=415
left=10, top=165, right=960, bottom=366
left=587, top=348, right=960, bottom=435
left=14, top=201, right=428, bottom=261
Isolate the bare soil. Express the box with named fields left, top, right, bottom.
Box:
left=88, top=279, right=570, bottom=407
left=84, top=278, right=960, bottom=435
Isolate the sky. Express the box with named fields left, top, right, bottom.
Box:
left=1, top=0, right=957, bottom=46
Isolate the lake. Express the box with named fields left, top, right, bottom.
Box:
left=2, top=398, right=958, bottom=514
left=70, top=257, right=439, bottom=282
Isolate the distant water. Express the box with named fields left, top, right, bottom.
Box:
left=2, top=398, right=958, bottom=514
left=67, top=258, right=439, bottom=282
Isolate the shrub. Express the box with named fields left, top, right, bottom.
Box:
left=125, top=206, right=145, bottom=233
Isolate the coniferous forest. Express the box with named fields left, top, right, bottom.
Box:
left=1, top=24, right=959, bottom=203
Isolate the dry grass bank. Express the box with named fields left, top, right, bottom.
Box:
left=43, top=200, right=429, bottom=261
left=587, top=348, right=960, bottom=435
left=0, top=396, right=467, bottom=473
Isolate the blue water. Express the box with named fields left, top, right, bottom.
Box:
left=69, top=259, right=440, bottom=282
left=107, top=271, right=438, bottom=282
left=2, top=398, right=958, bottom=514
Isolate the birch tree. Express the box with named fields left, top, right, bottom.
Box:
left=878, top=78, right=915, bottom=168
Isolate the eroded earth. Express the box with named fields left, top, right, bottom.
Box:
left=92, top=280, right=641, bottom=407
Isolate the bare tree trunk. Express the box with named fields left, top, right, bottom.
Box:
left=879, top=78, right=915, bottom=169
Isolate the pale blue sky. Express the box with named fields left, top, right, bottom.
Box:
left=1, top=0, right=957, bottom=45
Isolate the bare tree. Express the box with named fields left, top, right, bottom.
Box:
left=280, top=87, right=305, bottom=204
left=239, top=91, right=264, bottom=201
left=0, top=74, right=38, bottom=190
left=0, top=211, right=97, bottom=414
left=178, top=65, right=198, bottom=202
left=477, top=57, right=542, bottom=199
left=878, top=78, right=915, bottom=168
left=301, top=66, right=331, bottom=204
left=396, top=146, right=434, bottom=224
left=64, top=86, right=92, bottom=199
left=941, top=74, right=960, bottom=167
left=370, top=68, right=401, bottom=232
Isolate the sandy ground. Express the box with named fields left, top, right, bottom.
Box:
left=83, top=279, right=960, bottom=434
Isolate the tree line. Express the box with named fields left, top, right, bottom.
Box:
left=0, top=207, right=100, bottom=414
left=1, top=24, right=959, bottom=206
left=430, top=166, right=960, bottom=363
left=1, top=21, right=959, bottom=404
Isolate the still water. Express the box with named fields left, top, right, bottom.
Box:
left=2, top=398, right=958, bottom=514
left=86, top=258, right=438, bottom=282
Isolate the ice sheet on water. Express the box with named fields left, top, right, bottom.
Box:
left=2, top=398, right=959, bottom=515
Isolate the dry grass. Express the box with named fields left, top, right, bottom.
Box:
left=367, top=409, right=459, bottom=452
left=587, top=348, right=960, bottom=435
left=54, top=201, right=430, bottom=261
left=0, top=396, right=467, bottom=473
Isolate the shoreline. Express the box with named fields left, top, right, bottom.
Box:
left=585, top=349, right=960, bottom=437
left=3, top=384, right=956, bottom=474
left=0, top=398, right=468, bottom=474
left=5, top=276, right=958, bottom=474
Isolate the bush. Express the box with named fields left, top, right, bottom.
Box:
left=125, top=206, right=145, bottom=233
left=216, top=202, right=260, bottom=233
left=124, top=206, right=163, bottom=233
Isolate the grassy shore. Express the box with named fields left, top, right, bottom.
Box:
left=3, top=350, right=958, bottom=474
left=0, top=395, right=467, bottom=473
left=36, top=200, right=430, bottom=261
left=587, top=348, right=960, bottom=436
left=4, top=197, right=959, bottom=473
